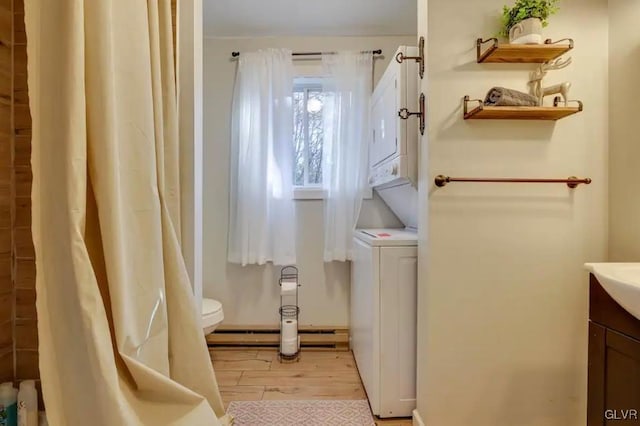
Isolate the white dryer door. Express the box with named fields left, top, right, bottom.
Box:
left=350, top=238, right=380, bottom=414
left=370, top=71, right=399, bottom=168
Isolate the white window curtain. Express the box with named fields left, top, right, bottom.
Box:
left=228, top=49, right=297, bottom=266
left=321, top=52, right=372, bottom=262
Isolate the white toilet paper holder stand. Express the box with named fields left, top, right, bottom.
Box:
left=279, top=266, right=300, bottom=362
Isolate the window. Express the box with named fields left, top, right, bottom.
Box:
left=293, top=79, right=325, bottom=188
left=291, top=77, right=371, bottom=201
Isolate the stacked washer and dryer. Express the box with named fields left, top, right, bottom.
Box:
left=351, top=45, right=420, bottom=419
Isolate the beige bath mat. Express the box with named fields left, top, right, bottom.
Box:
left=226, top=399, right=375, bottom=426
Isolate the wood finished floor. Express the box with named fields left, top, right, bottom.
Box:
left=210, top=348, right=412, bottom=426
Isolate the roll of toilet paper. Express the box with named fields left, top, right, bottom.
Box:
left=280, top=278, right=298, bottom=296
left=281, top=337, right=298, bottom=356
left=281, top=319, right=298, bottom=340
left=281, top=319, right=298, bottom=355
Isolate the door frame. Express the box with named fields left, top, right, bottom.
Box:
left=176, top=0, right=204, bottom=306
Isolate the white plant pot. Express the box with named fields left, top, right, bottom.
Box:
left=509, top=17, right=543, bottom=44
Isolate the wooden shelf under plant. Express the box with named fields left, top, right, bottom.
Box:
left=463, top=96, right=583, bottom=121
left=476, top=38, right=574, bottom=63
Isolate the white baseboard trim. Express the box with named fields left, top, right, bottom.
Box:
left=206, top=325, right=350, bottom=350
left=412, top=409, right=425, bottom=426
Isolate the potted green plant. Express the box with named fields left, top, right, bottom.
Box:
left=500, top=0, right=560, bottom=44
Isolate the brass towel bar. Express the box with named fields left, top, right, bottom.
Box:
left=434, top=175, right=592, bottom=189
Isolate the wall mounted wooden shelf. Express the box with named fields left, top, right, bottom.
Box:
left=463, top=96, right=583, bottom=121
left=477, top=38, right=574, bottom=63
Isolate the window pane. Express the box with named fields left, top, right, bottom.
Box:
left=307, top=90, right=323, bottom=185
left=293, top=91, right=305, bottom=186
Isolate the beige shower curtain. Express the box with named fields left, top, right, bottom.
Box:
left=25, top=1, right=230, bottom=425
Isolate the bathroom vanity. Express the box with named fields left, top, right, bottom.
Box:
left=587, top=272, right=640, bottom=425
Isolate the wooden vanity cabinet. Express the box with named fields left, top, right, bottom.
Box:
left=588, top=274, right=640, bottom=425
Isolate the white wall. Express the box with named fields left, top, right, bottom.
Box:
left=203, top=36, right=413, bottom=326
left=417, top=1, right=608, bottom=424
left=609, top=0, right=640, bottom=261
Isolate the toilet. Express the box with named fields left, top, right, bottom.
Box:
left=202, top=298, right=224, bottom=335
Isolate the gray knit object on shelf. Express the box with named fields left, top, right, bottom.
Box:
left=484, top=87, right=539, bottom=107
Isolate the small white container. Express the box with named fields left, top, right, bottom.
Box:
left=509, top=17, right=543, bottom=45
left=0, top=382, right=18, bottom=426
left=17, top=381, right=37, bottom=426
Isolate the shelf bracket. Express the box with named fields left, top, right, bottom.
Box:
left=398, top=93, right=426, bottom=135
left=476, top=38, right=499, bottom=63
left=463, top=95, right=484, bottom=118
left=395, top=36, right=425, bottom=79
left=553, top=97, right=584, bottom=111
left=544, top=38, right=575, bottom=50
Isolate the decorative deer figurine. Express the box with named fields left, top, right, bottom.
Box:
left=528, top=57, right=572, bottom=106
